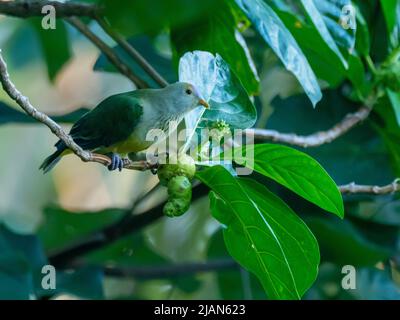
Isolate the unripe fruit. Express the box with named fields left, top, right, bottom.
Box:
left=163, top=176, right=192, bottom=217
left=168, top=175, right=192, bottom=198
left=163, top=198, right=191, bottom=217
left=157, top=153, right=196, bottom=185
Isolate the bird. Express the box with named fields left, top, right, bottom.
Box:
left=40, top=82, right=209, bottom=173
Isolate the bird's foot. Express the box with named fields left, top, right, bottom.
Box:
left=107, top=153, right=124, bottom=172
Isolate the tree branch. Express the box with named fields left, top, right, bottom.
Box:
left=339, top=179, right=400, bottom=195
left=0, top=50, right=153, bottom=171
left=66, top=17, right=149, bottom=89
left=95, top=16, right=169, bottom=88
left=103, top=258, right=238, bottom=279
left=249, top=106, right=371, bottom=148
left=0, top=0, right=100, bottom=18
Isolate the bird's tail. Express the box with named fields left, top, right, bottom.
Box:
left=39, top=141, right=66, bottom=173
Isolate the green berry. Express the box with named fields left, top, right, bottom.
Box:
left=157, top=153, right=196, bottom=185
left=168, top=176, right=192, bottom=198
left=163, top=198, right=191, bottom=217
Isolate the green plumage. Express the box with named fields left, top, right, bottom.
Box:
left=40, top=82, right=207, bottom=173
left=69, top=93, right=143, bottom=151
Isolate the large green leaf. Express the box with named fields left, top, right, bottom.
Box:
left=197, top=166, right=320, bottom=299
left=207, top=230, right=265, bottom=299
left=226, top=144, right=344, bottom=217
left=179, top=51, right=257, bottom=130
left=30, top=19, right=71, bottom=81
left=171, top=3, right=259, bottom=95
left=273, top=10, right=346, bottom=87
left=380, top=0, right=400, bottom=48
left=387, top=89, right=400, bottom=126
left=266, top=90, right=394, bottom=186
left=204, top=55, right=257, bottom=127
left=235, top=0, right=322, bottom=106
left=268, top=1, right=363, bottom=90
left=299, top=0, right=347, bottom=68
left=312, top=0, right=356, bottom=52
left=372, top=96, right=400, bottom=176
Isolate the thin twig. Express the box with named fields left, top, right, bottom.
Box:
left=66, top=17, right=149, bottom=89
left=103, top=258, right=238, bottom=279
left=339, top=179, right=400, bottom=195
left=95, top=16, right=169, bottom=88
left=0, top=50, right=153, bottom=171
left=249, top=106, right=371, bottom=148
left=0, top=0, right=99, bottom=18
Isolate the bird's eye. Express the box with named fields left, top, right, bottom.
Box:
left=186, top=89, right=192, bottom=95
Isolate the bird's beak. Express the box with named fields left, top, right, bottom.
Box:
left=198, top=99, right=209, bottom=109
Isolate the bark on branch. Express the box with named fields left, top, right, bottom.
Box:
left=340, top=179, right=400, bottom=195
left=249, top=106, right=371, bottom=148
left=0, top=0, right=100, bottom=18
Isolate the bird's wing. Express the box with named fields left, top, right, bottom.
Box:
left=69, top=93, right=144, bottom=150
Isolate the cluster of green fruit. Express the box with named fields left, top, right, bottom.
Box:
left=157, top=154, right=196, bottom=217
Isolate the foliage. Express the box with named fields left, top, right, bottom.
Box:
left=0, top=0, right=400, bottom=301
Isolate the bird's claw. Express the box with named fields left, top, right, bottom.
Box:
left=107, top=153, right=124, bottom=172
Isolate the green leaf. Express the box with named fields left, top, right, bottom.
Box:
left=274, top=10, right=346, bottom=87
left=299, top=0, right=347, bottom=68
left=94, top=35, right=177, bottom=87
left=207, top=230, right=265, bottom=299
left=235, top=0, right=322, bottom=106
left=355, top=5, right=371, bottom=56
left=178, top=51, right=257, bottom=148
left=347, top=53, right=368, bottom=99
left=171, top=3, right=259, bottom=95
left=372, top=96, right=400, bottom=177
left=387, top=89, right=400, bottom=126
left=203, top=54, right=257, bottom=128
left=226, top=144, right=344, bottom=217
left=0, top=101, right=88, bottom=125
left=380, top=0, right=400, bottom=47
left=266, top=90, right=393, bottom=185
left=197, top=166, right=320, bottom=299
left=30, top=19, right=71, bottom=81
left=312, top=0, right=356, bottom=53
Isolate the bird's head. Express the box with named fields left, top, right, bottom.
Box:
left=166, top=82, right=209, bottom=114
